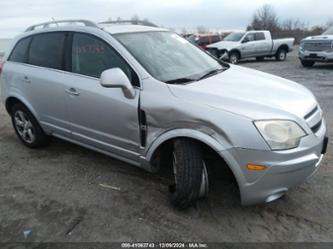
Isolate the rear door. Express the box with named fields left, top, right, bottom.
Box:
left=15, top=32, right=70, bottom=136
left=65, top=32, right=141, bottom=161
left=253, top=32, right=271, bottom=56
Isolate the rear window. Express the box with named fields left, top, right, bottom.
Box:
left=29, top=32, right=66, bottom=70
left=9, top=37, right=31, bottom=63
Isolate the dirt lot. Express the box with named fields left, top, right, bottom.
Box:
left=0, top=49, right=332, bottom=243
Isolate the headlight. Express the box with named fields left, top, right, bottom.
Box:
left=254, top=120, right=307, bottom=150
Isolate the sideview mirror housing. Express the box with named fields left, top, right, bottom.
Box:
left=100, top=68, right=136, bottom=99
left=242, top=38, right=250, bottom=43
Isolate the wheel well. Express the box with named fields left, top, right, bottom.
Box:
left=277, top=44, right=289, bottom=53
left=229, top=49, right=241, bottom=59
left=5, top=97, right=24, bottom=115
left=150, top=137, right=239, bottom=193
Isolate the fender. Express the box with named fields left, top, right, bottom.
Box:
left=5, top=93, right=41, bottom=123
left=140, top=128, right=247, bottom=196
left=142, top=128, right=230, bottom=169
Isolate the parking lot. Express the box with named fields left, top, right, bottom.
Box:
left=0, top=48, right=332, bottom=242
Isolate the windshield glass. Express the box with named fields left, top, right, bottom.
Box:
left=224, top=32, right=245, bottom=42
left=114, top=31, right=225, bottom=83
left=323, top=27, right=333, bottom=35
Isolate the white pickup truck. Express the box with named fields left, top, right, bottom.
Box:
left=207, top=30, right=295, bottom=64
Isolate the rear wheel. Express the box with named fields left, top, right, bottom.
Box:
left=169, top=139, right=208, bottom=209
left=11, top=103, right=49, bottom=148
left=276, top=49, right=287, bottom=61
left=301, top=60, right=315, bottom=68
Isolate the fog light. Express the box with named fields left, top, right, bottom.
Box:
left=247, top=164, right=267, bottom=171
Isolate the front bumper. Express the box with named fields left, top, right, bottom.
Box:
left=299, top=49, right=333, bottom=62
left=221, top=121, right=328, bottom=205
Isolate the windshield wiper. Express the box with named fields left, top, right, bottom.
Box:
left=198, top=68, right=225, bottom=81
left=165, top=78, right=196, bottom=84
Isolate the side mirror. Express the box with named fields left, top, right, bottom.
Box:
left=100, top=68, right=136, bottom=99
left=242, top=38, right=250, bottom=43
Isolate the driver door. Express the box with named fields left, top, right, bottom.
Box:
left=241, top=33, right=256, bottom=58
left=65, top=32, right=141, bottom=162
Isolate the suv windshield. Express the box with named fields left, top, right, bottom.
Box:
left=114, top=31, right=226, bottom=83
left=224, top=32, right=245, bottom=42
left=323, top=27, right=333, bottom=35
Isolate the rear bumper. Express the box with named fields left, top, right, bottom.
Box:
left=221, top=121, right=328, bottom=205
left=299, top=49, right=333, bottom=62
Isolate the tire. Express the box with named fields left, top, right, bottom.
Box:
left=11, top=103, right=49, bottom=148
left=301, top=60, right=315, bottom=68
left=256, top=57, right=265, bottom=61
left=276, top=49, right=287, bottom=61
left=229, top=51, right=240, bottom=64
left=170, top=139, right=205, bottom=209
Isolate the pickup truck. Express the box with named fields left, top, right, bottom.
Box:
left=299, top=27, right=333, bottom=67
left=207, top=30, right=295, bottom=64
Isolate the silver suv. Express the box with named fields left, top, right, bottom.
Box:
left=0, top=20, right=328, bottom=209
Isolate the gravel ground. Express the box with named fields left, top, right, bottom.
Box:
left=0, top=49, right=332, bottom=243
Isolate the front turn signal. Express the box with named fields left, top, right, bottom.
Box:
left=247, top=164, right=267, bottom=171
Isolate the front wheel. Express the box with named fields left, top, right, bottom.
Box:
left=229, top=52, right=240, bottom=64
left=170, top=139, right=208, bottom=209
left=301, top=60, right=315, bottom=68
left=11, top=103, right=49, bottom=148
left=276, top=49, right=287, bottom=61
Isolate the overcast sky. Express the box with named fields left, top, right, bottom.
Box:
left=0, top=0, right=332, bottom=38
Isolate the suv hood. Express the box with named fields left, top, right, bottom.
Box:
left=168, top=65, right=317, bottom=120
left=207, top=41, right=239, bottom=50
left=303, top=35, right=333, bottom=41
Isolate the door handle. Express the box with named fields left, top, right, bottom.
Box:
left=66, top=88, right=80, bottom=96
left=23, top=76, right=31, bottom=84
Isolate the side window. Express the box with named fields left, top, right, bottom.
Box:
left=255, top=32, right=265, bottom=41
left=211, top=36, right=221, bottom=43
left=197, top=37, right=210, bottom=46
left=29, top=32, right=66, bottom=70
left=9, top=37, right=31, bottom=63
left=244, top=33, right=255, bottom=42
left=71, top=33, right=139, bottom=86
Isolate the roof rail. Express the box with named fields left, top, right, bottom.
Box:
left=99, top=20, right=158, bottom=27
left=25, top=19, right=99, bottom=32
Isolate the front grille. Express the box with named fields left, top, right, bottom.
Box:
left=304, top=105, right=322, bottom=135
left=303, top=41, right=332, bottom=52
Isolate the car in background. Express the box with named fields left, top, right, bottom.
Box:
left=187, top=34, right=223, bottom=50
left=299, top=27, right=333, bottom=67
left=207, top=30, right=294, bottom=64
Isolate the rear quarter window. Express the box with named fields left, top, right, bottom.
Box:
left=8, top=37, right=32, bottom=63
left=28, top=32, right=66, bottom=70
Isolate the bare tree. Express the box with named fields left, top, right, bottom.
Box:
left=197, top=25, right=208, bottom=33
left=248, top=4, right=279, bottom=33
left=325, top=18, right=333, bottom=29
left=181, top=27, right=188, bottom=34
left=131, top=14, right=140, bottom=24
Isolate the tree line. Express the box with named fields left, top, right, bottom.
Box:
left=247, top=4, right=333, bottom=43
